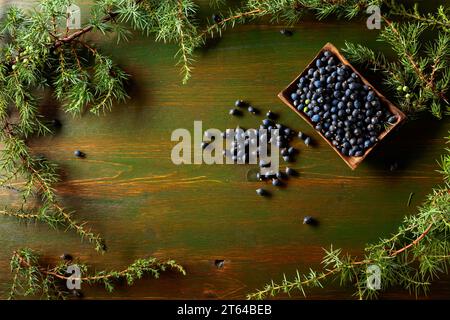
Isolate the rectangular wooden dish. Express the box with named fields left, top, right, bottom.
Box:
left=278, top=42, right=406, bottom=170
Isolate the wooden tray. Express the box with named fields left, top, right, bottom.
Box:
left=278, top=42, right=406, bottom=170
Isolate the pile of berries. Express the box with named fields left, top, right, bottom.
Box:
left=290, top=50, right=398, bottom=157
left=226, top=100, right=312, bottom=166
left=224, top=100, right=313, bottom=195
left=225, top=100, right=317, bottom=224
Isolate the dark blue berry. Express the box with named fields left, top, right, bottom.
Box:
left=304, top=137, right=311, bottom=146
left=272, top=178, right=283, bottom=187
left=266, top=110, right=276, bottom=119
left=52, top=119, right=62, bottom=128
left=303, top=216, right=317, bottom=225
left=60, top=253, right=73, bottom=261
left=285, top=167, right=297, bottom=176
left=280, top=29, right=293, bottom=36
left=229, top=108, right=240, bottom=116
left=388, top=115, right=398, bottom=124
left=256, top=188, right=269, bottom=196
left=248, top=106, right=258, bottom=114
left=314, top=80, right=323, bottom=88
left=74, top=150, right=85, bottom=158
left=288, top=147, right=297, bottom=155
left=235, top=100, right=246, bottom=107
left=276, top=172, right=286, bottom=180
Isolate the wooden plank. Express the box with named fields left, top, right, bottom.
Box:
left=0, top=1, right=449, bottom=299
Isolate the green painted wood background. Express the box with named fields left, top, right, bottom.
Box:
left=0, top=0, right=449, bottom=299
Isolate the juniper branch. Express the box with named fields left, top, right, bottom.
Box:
left=1, top=122, right=106, bottom=252
left=387, top=1, right=450, bottom=32
left=343, top=15, right=450, bottom=118
left=9, top=248, right=186, bottom=299
left=248, top=135, right=450, bottom=300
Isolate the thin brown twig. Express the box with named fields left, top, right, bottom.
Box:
left=74, top=40, right=98, bottom=55
left=177, top=0, right=191, bottom=79
left=382, top=16, right=450, bottom=105
left=2, top=121, right=104, bottom=250
left=70, top=46, right=82, bottom=69
left=389, top=223, right=434, bottom=256
left=12, top=251, right=178, bottom=283
left=382, top=17, right=428, bottom=84
left=0, top=210, right=40, bottom=219
left=389, top=9, right=450, bottom=30
left=248, top=212, right=443, bottom=299
left=53, top=0, right=144, bottom=49
left=198, top=8, right=264, bottom=39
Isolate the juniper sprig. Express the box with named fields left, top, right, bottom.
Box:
left=8, top=248, right=186, bottom=299
left=0, top=0, right=203, bottom=252
left=343, top=18, right=450, bottom=119
left=248, top=134, right=450, bottom=300
left=388, top=1, right=450, bottom=32
left=198, top=0, right=382, bottom=40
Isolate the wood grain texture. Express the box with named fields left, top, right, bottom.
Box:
left=0, top=0, right=449, bottom=299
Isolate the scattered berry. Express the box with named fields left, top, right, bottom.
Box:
left=248, top=106, right=258, bottom=114
left=212, top=14, right=222, bottom=23
left=276, top=172, right=286, bottom=180
left=256, top=188, right=269, bottom=196
left=266, top=110, right=276, bottom=119
left=60, top=253, right=73, bottom=261
left=229, top=108, right=240, bottom=116
left=214, top=259, right=225, bottom=268
left=303, top=216, right=316, bottom=225
left=285, top=167, right=297, bottom=176
left=51, top=119, right=62, bottom=128
left=288, top=147, right=297, bottom=155
left=280, top=29, right=293, bottom=36
left=304, top=136, right=311, bottom=146
left=272, top=178, right=283, bottom=187
left=235, top=100, right=247, bottom=108
left=74, top=150, right=85, bottom=158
